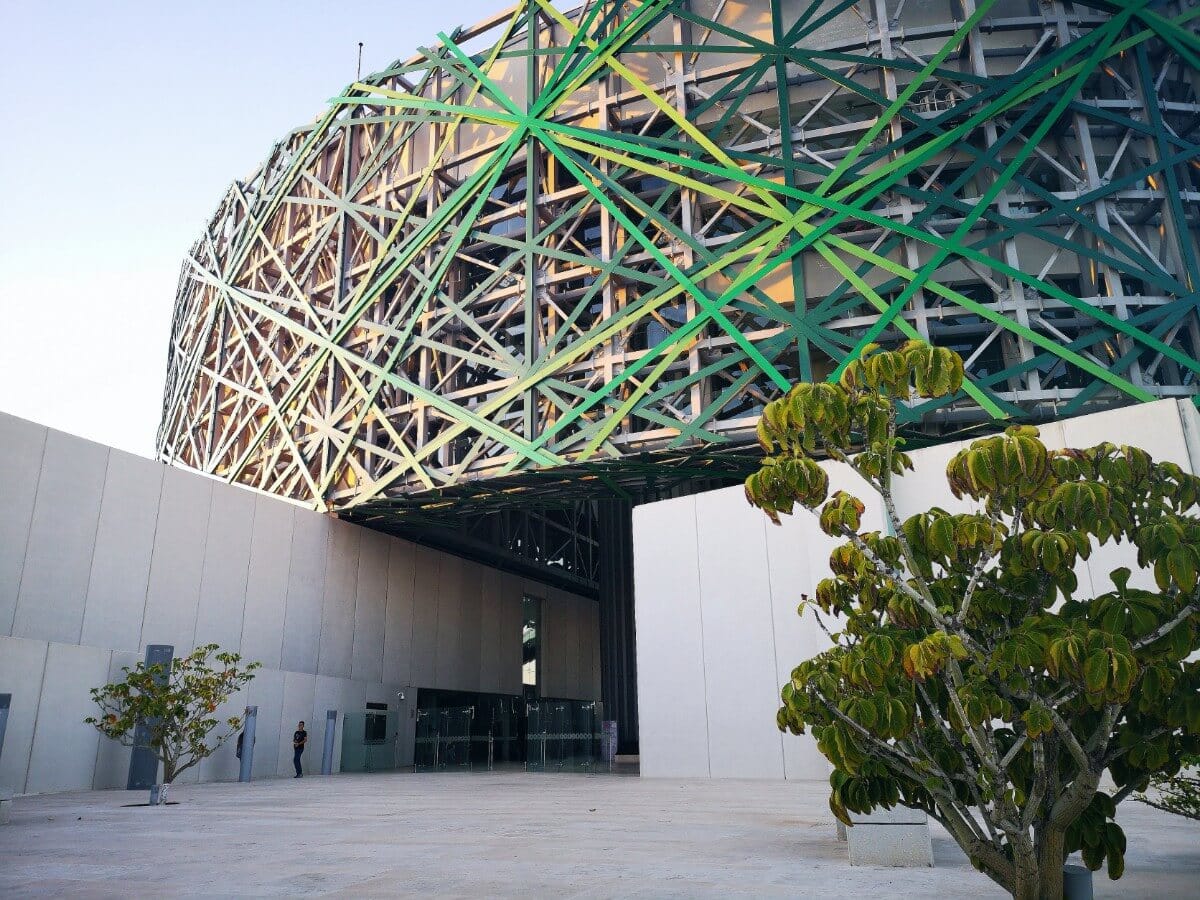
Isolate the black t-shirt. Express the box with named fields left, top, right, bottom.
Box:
left=293, top=729, right=307, bottom=750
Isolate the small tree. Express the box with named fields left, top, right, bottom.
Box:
left=87, top=643, right=260, bottom=789
left=744, top=342, right=1200, bottom=899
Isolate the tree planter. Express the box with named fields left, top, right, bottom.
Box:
left=149, top=783, right=170, bottom=806
left=1063, top=864, right=1094, bottom=900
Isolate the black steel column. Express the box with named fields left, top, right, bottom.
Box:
left=597, top=499, right=638, bottom=755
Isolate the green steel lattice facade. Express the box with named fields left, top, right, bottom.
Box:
left=158, top=0, right=1200, bottom=519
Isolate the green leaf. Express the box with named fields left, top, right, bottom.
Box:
left=1083, top=651, right=1109, bottom=694
left=1167, top=546, right=1198, bottom=592
left=1022, top=704, right=1054, bottom=739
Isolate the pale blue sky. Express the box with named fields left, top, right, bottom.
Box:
left=0, top=0, right=521, bottom=456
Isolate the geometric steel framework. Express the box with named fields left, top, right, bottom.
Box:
left=159, top=0, right=1200, bottom=523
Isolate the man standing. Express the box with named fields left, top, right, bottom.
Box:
left=293, top=721, right=307, bottom=778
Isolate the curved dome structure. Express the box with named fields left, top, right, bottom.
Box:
left=159, top=0, right=1200, bottom=516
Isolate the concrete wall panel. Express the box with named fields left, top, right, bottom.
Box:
left=383, top=541, right=416, bottom=686
left=277, top=671, right=317, bottom=776
left=194, top=482, right=256, bottom=652
left=694, top=490, right=784, bottom=779
left=0, top=416, right=46, bottom=636
left=497, top=572, right=524, bottom=697
left=1061, top=401, right=1188, bottom=465
left=540, top=587, right=592, bottom=701
left=537, top=587, right=567, bottom=699
left=477, top=573, right=501, bottom=696
left=318, top=519, right=360, bottom=678
left=91, top=649, right=139, bottom=790
left=409, top=546, right=441, bottom=687
left=351, top=530, right=389, bottom=683
left=0, top=635, right=49, bottom=793
left=764, top=516, right=830, bottom=781
left=280, top=509, right=326, bottom=673
left=576, top=597, right=591, bottom=700
left=434, top=553, right=464, bottom=690
left=196, top=683, right=248, bottom=784
left=142, top=467, right=213, bottom=654
left=633, top=495, right=711, bottom=777
left=313, top=675, right=361, bottom=775
left=81, top=453, right=164, bottom=651
left=242, top=497, right=294, bottom=669
left=25, top=642, right=110, bottom=794
left=13, top=431, right=108, bottom=644
left=456, top=562, right=483, bottom=693
left=246, top=667, right=285, bottom=780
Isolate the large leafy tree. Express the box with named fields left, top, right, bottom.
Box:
left=744, top=342, right=1200, bottom=899
left=87, top=643, right=260, bottom=787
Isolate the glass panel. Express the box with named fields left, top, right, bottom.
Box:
left=415, top=688, right=527, bottom=770
left=438, top=706, right=473, bottom=770
left=414, top=708, right=439, bottom=771
left=525, top=699, right=606, bottom=773
left=339, top=710, right=400, bottom=773
left=413, top=689, right=607, bottom=774
left=489, top=696, right=522, bottom=765
left=525, top=700, right=546, bottom=772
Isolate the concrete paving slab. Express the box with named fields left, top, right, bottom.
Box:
left=0, top=774, right=1196, bottom=897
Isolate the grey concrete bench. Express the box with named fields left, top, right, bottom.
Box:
left=844, top=805, right=934, bottom=867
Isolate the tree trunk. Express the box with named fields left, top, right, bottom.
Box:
left=1012, top=866, right=1039, bottom=900
left=1011, top=837, right=1040, bottom=900
left=1036, top=828, right=1066, bottom=899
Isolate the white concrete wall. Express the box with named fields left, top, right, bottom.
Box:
left=0, top=411, right=598, bottom=795
left=633, top=399, right=1200, bottom=779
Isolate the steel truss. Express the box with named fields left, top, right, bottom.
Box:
left=159, top=0, right=1200, bottom=526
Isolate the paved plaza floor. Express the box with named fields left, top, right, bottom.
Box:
left=1, top=772, right=1197, bottom=897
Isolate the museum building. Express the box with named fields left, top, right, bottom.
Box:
left=5, top=0, right=1200, bottom=792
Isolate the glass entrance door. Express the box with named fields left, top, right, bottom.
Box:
left=438, top=706, right=473, bottom=770
left=525, top=699, right=605, bottom=772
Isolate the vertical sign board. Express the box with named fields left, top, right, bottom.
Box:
left=238, top=706, right=258, bottom=783
left=321, top=709, right=337, bottom=776
left=602, top=720, right=618, bottom=765
left=126, top=644, right=174, bottom=790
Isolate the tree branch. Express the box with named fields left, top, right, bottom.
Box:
left=916, top=682, right=1000, bottom=842
left=1047, top=768, right=1101, bottom=830
left=810, top=689, right=929, bottom=779
left=1102, top=726, right=1171, bottom=767
left=1132, top=600, right=1200, bottom=651
left=1022, top=739, right=1048, bottom=831
left=991, top=680, right=1091, bottom=774
left=958, top=547, right=997, bottom=625
left=1085, top=704, right=1123, bottom=758
left=839, top=527, right=951, bottom=630
left=931, top=804, right=1015, bottom=892
left=1000, top=735, right=1028, bottom=772
left=939, top=663, right=1004, bottom=781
